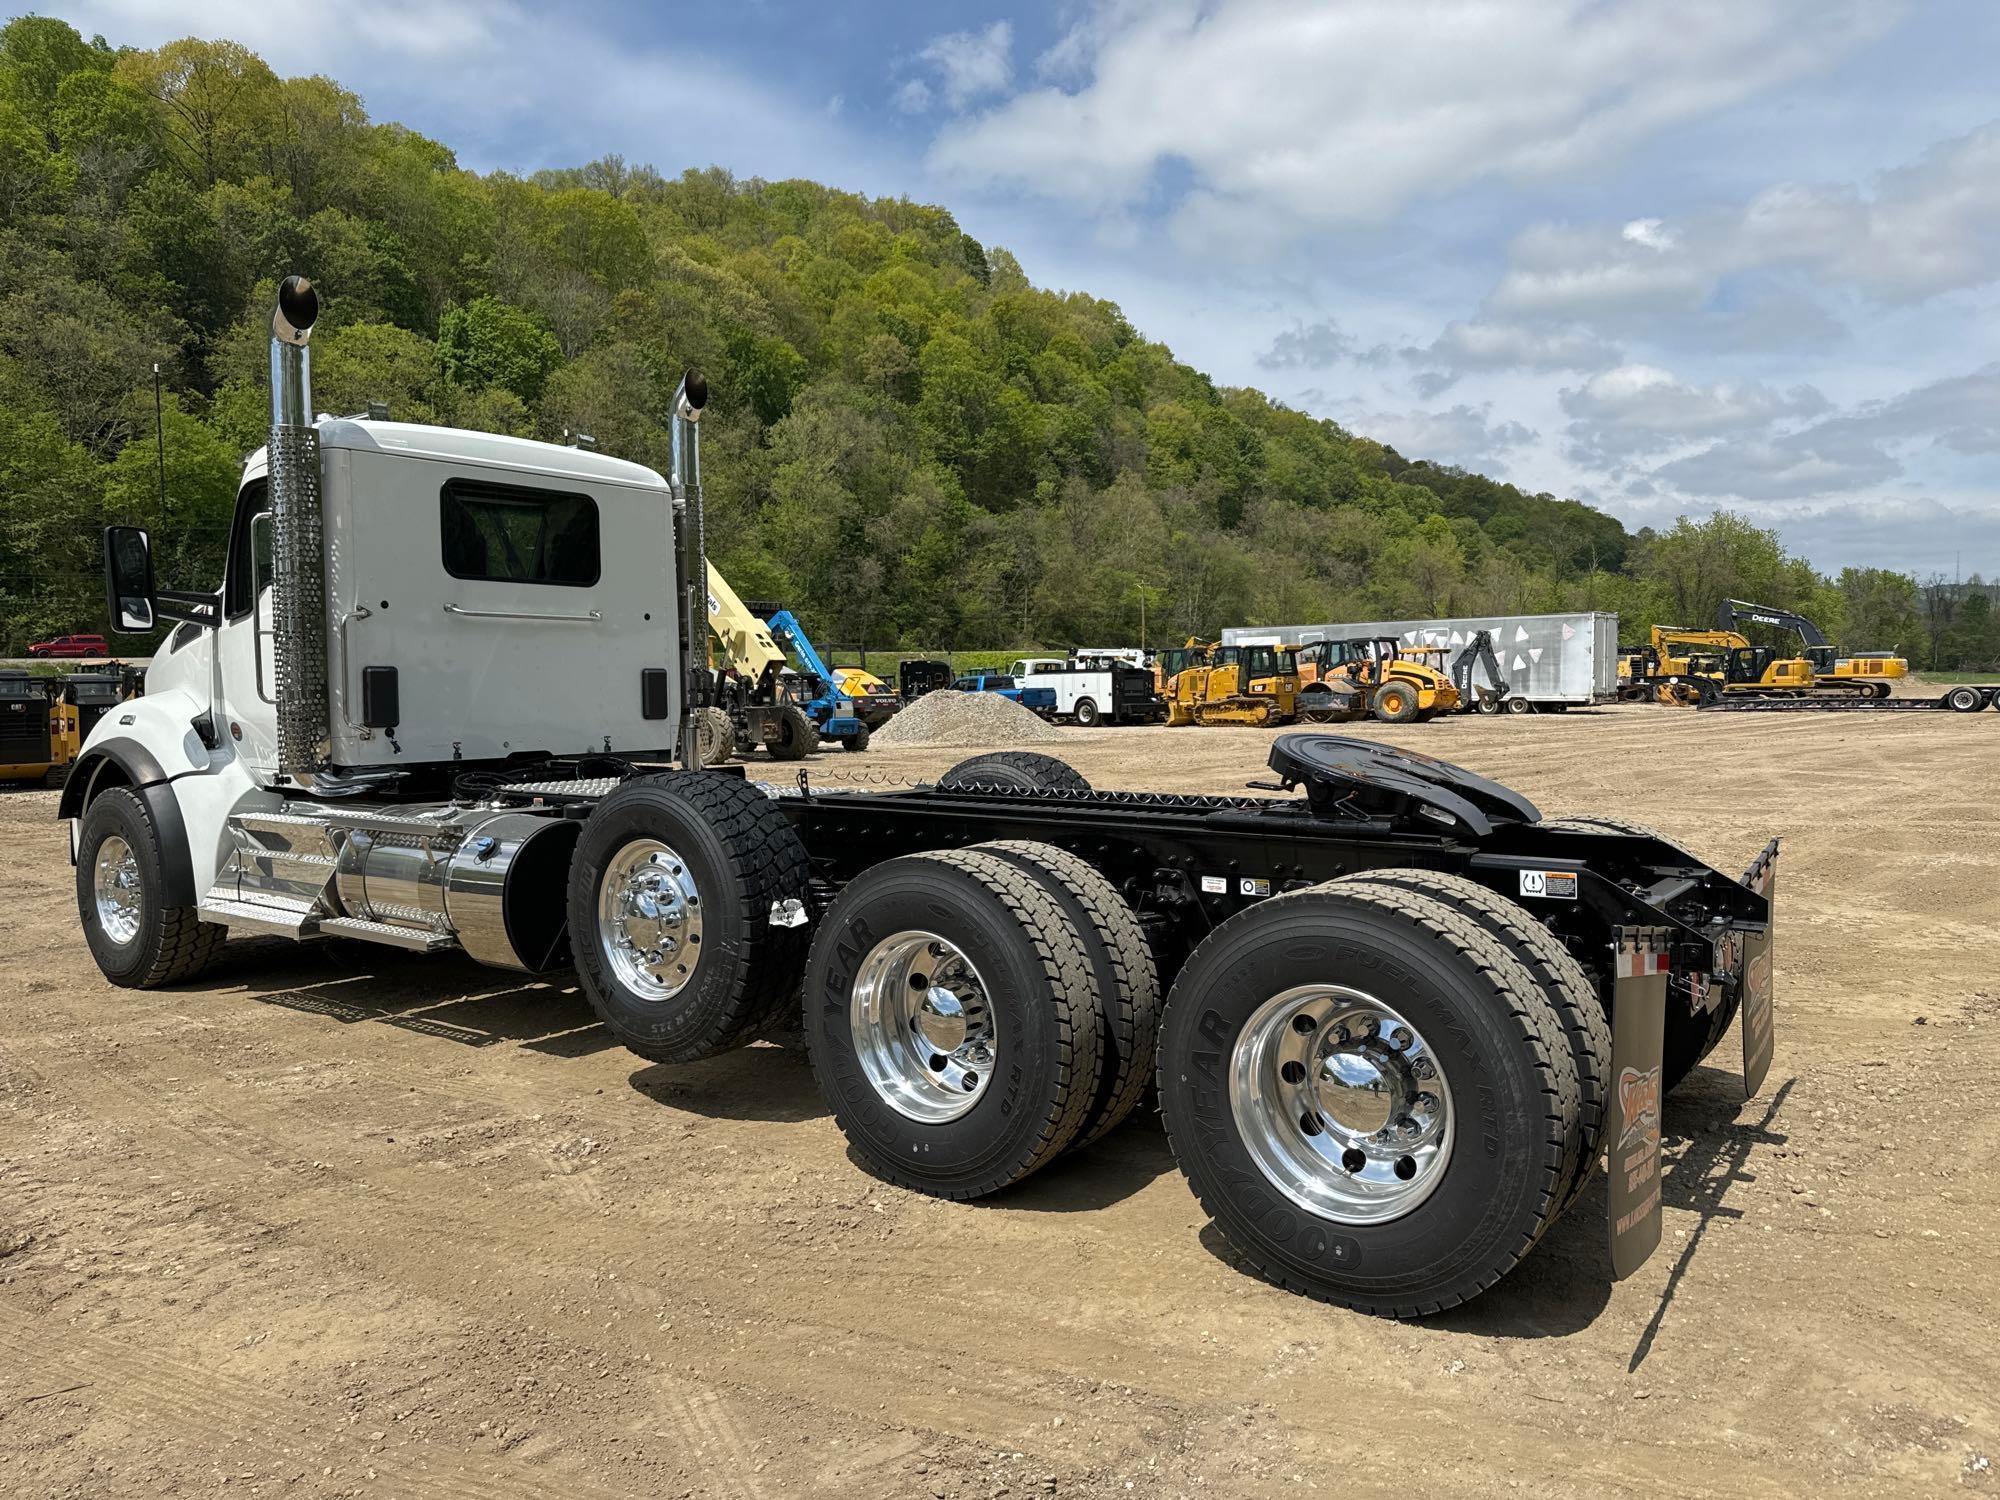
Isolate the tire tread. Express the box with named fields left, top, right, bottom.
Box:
left=978, top=840, right=1159, bottom=1148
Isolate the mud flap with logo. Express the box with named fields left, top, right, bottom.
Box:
left=1607, top=926, right=1668, bottom=1281
left=1738, top=839, right=1779, bottom=1100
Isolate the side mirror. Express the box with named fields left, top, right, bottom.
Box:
left=104, top=525, right=157, bottom=633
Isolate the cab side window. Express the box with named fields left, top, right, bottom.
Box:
left=224, top=479, right=270, bottom=620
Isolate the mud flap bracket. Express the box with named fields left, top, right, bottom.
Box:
left=1607, top=925, right=1669, bottom=1281
left=1738, top=838, right=1779, bottom=1100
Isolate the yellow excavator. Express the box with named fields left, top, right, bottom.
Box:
left=1621, top=626, right=1815, bottom=706
left=1715, top=599, right=1906, bottom=698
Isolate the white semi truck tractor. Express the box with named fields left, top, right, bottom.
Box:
left=61, top=277, right=1781, bottom=1315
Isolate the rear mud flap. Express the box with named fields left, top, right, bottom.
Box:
left=1607, top=926, right=1669, bottom=1281
left=1739, top=839, right=1779, bottom=1100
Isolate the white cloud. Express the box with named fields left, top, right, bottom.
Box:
left=1408, top=320, right=1623, bottom=393
left=912, top=21, right=1014, bottom=112
left=1648, top=363, right=2000, bottom=499
left=1485, top=120, right=2000, bottom=346
left=930, top=0, right=1888, bottom=251
left=1560, top=364, right=1828, bottom=466
left=893, top=79, right=933, bottom=115
left=1621, top=218, right=1676, bottom=250
left=1338, top=401, right=1538, bottom=473
left=1256, top=319, right=1353, bottom=370
left=1762, top=496, right=2000, bottom=578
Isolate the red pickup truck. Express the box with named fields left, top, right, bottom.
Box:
left=26, top=633, right=110, bottom=659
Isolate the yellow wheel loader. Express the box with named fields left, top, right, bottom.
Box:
left=1297, top=638, right=1461, bottom=724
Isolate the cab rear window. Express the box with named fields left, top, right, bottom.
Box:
left=441, top=479, right=600, bottom=587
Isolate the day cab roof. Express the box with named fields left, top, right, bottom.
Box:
left=240, top=417, right=670, bottom=494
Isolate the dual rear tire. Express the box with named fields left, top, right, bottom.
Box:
left=799, top=757, right=1161, bottom=1197
left=1157, top=872, right=1608, bottom=1316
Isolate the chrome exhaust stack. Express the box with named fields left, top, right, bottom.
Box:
left=670, top=370, right=709, bottom=771
left=268, top=275, right=328, bottom=775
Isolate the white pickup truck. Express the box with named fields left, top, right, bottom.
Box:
left=1009, top=657, right=1165, bottom=726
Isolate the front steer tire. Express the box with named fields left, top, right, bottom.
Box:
left=1157, top=881, right=1579, bottom=1317
left=802, top=850, right=1102, bottom=1198
left=75, top=787, right=225, bottom=989
left=568, top=773, right=812, bottom=1064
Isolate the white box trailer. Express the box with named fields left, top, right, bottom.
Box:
left=1225, top=612, right=1619, bottom=710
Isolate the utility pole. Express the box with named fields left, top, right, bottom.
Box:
left=153, top=363, right=168, bottom=518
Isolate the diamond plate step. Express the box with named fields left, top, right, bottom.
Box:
left=318, top=917, right=454, bottom=952
left=198, top=895, right=321, bottom=939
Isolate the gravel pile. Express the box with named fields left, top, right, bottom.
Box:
left=872, top=689, right=1069, bottom=748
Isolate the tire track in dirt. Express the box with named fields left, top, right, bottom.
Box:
left=0, top=1310, right=645, bottom=1500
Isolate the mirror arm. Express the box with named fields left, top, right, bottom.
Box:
left=155, top=589, right=221, bottom=628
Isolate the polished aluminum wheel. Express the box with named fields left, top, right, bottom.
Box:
left=92, top=834, right=143, bottom=946
left=1230, top=985, right=1453, bottom=1224
left=849, top=930, right=996, bottom=1123
left=596, top=838, right=703, bottom=1001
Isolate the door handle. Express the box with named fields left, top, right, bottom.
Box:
left=444, top=602, right=603, bottom=623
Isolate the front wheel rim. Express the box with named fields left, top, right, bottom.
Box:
left=1230, top=985, right=1454, bottom=1224
left=597, top=838, right=704, bottom=1001
left=850, top=930, right=997, bottom=1123
left=92, top=834, right=143, bottom=946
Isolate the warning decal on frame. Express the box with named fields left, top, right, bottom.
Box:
left=1238, top=877, right=1272, bottom=897
left=1199, top=875, right=1227, bottom=895
left=1518, top=869, right=1578, bottom=900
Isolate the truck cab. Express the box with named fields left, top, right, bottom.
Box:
left=949, top=673, right=1057, bottom=715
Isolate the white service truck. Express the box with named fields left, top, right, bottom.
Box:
left=59, top=277, right=1781, bottom=1316
left=1008, top=657, right=1165, bottom=725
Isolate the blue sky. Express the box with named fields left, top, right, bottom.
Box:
left=37, top=0, right=2000, bottom=577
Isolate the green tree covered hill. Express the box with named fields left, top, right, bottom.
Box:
left=0, top=16, right=1953, bottom=662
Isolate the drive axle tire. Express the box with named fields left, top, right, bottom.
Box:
left=803, top=850, right=1102, bottom=1198
left=1372, top=681, right=1419, bottom=724
left=938, top=751, right=1091, bottom=794
left=1157, top=882, right=1578, bottom=1317
left=978, top=840, right=1160, bottom=1149
left=1334, top=869, right=1610, bottom=1220
left=569, top=772, right=812, bottom=1064
left=75, top=787, right=225, bottom=988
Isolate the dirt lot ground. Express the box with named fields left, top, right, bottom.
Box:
left=2, top=702, right=1995, bottom=1498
